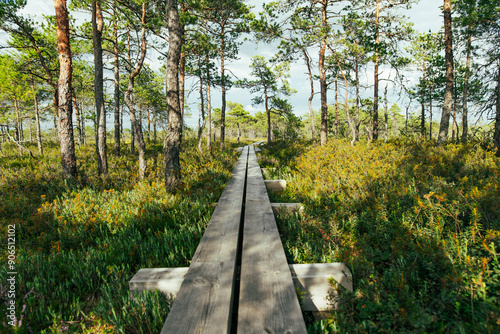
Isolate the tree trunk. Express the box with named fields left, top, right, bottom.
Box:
left=54, top=0, right=77, bottom=178
left=113, top=0, right=120, bottom=155
left=80, top=93, right=86, bottom=145
left=355, top=57, right=360, bottom=141
left=14, top=99, right=20, bottom=142
left=32, top=81, right=43, bottom=155
left=206, top=72, right=212, bottom=153
left=71, top=87, right=81, bottom=147
left=452, top=92, right=459, bottom=141
left=421, top=60, right=426, bottom=137
left=384, top=82, right=388, bottom=142
left=124, top=3, right=147, bottom=179
left=264, top=87, right=272, bottom=143
left=334, top=79, right=338, bottom=138
left=179, top=3, right=187, bottom=129
left=373, top=0, right=380, bottom=141
left=130, top=123, right=135, bottom=153
left=338, top=61, right=355, bottom=146
left=437, top=0, right=454, bottom=146
left=220, top=30, right=226, bottom=148
left=303, top=48, right=316, bottom=143
left=462, top=28, right=471, bottom=143
left=198, top=57, right=205, bottom=153
left=92, top=0, right=107, bottom=175
left=429, top=87, right=433, bottom=140
left=164, top=0, right=183, bottom=192
left=205, top=20, right=212, bottom=153
left=319, top=0, right=328, bottom=145
left=494, top=66, right=500, bottom=156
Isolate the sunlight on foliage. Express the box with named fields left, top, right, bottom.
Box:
left=0, top=140, right=238, bottom=333
left=262, top=139, right=500, bottom=333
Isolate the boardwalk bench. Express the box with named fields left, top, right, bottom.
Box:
left=129, top=144, right=351, bottom=333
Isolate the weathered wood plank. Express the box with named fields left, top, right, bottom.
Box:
left=161, top=261, right=234, bottom=334
left=271, top=203, right=304, bottom=215
left=130, top=263, right=352, bottom=312
left=264, top=179, right=287, bottom=192
left=290, top=263, right=352, bottom=311
left=238, top=145, right=307, bottom=333
left=160, top=146, right=248, bottom=334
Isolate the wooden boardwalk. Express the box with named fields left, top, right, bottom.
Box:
left=130, top=143, right=351, bottom=332
left=160, top=146, right=249, bottom=333
left=238, top=146, right=306, bottom=333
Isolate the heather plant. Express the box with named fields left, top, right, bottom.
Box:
left=261, top=139, right=500, bottom=333
left=0, top=139, right=239, bottom=333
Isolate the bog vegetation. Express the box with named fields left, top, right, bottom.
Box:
left=1, top=0, right=500, bottom=333
left=261, top=139, right=500, bottom=332
left=0, top=138, right=240, bottom=333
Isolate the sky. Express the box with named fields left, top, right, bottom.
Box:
left=1, top=0, right=444, bottom=128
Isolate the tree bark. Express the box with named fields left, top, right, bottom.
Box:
left=54, top=0, right=77, bottom=178
left=204, top=20, right=212, bottom=153
left=373, top=0, right=380, bottom=140
left=461, top=28, right=472, bottom=142
left=334, top=79, right=338, bottom=138
left=163, top=0, right=183, bottom=192
left=493, top=66, right=500, bottom=156
left=71, top=87, right=81, bottom=147
left=92, top=0, right=107, bottom=175
left=303, top=48, right=316, bottom=143
left=198, top=55, right=205, bottom=153
left=220, top=30, right=226, bottom=148
left=384, top=82, right=388, bottom=142
left=265, top=87, right=271, bottom=143
left=32, top=78, right=43, bottom=155
left=113, top=0, right=121, bottom=155
left=421, top=60, right=426, bottom=137
left=319, top=0, right=328, bottom=145
left=355, top=57, right=360, bottom=141
left=124, top=3, right=147, bottom=179
left=437, top=0, right=454, bottom=146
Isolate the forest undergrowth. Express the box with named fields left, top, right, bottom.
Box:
left=261, top=139, right=500, bottom=333
left=0, top=139, right=240, bottom=333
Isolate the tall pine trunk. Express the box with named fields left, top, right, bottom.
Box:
left=113, top=0, right=121, bottom=155
left=54, top=0, right=77, bottom=178
left=32, top=78, right=43, bottom=155
left=493, top=66, right=500, bottom=156
left=220, top=31, right=226, bottom=148
left=205, top=20, right=212, bottom=153
left=319, top=0, right=328, bottom=145
left=373, top=0, right=380, bottom=140
left=462, top=29, right=472, bottom=142
left=92, top=0, right=107, bottom=175
left=124, top=3, right=147, bottom=179
left=437, top=0, right=454, bottom=146
left=71, top=87, right=81, bottom=147
left=197, top=55, right=205, bottom=153
left=163, top=0, right=183, bottom=192
left=303, top=48, right=316, bottom=143
left=421, top=60, right=426, bottom=137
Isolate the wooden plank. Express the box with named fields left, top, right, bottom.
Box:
left=264, top=180, right=286, bottom=192
left=271, top=203, right=304, bottom=215
left=238, top=146, right=307, bottom=333
left=130, top=263, right=352, bottom=312
left=129, top=268, right=187, bottom=296
left=290, top=263, right=353, bottom=311
left=161, top=262, right=234, bottom=334
left=161, top=146, right=248, bottom=334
